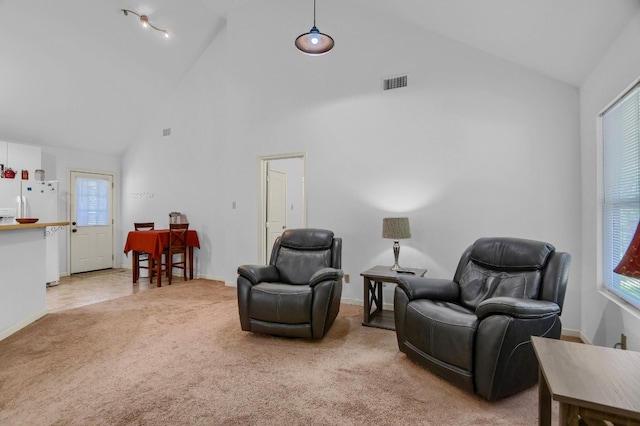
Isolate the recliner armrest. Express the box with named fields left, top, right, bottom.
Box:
left=396, top=276, right=459, bottom=301
left=309, top=267, right=344, bottom=287
left=237, top=264, right=280, bottom=285
left=476, top=297, right=561, bottom=320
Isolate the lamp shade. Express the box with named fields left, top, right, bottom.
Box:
left=614, top=221, right=640, bottom=278
left=382, top=217, right=411, bottom=240
left=295, top=26, right=334, bottom=55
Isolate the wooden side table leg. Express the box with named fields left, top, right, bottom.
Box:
left=538, top=369, right=551, bottom=426
left=363, top=277, right=372, bottom=324
left=376, top=280, right=383, bottom=314
left=188, top=247, right=194, bottom=280
left=560, top=404, right=579, bottom=426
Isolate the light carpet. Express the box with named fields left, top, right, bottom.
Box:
left=0, top=280, right=546, bottom=425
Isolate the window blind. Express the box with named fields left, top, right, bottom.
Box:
left=75, top=177, right=110, bottom=226
left=602, top=82, right=640, bottom=309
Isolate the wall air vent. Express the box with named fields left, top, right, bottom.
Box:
left=163, top=128, right=171, bottom=137
left=382, top=75, right=408, bottom=91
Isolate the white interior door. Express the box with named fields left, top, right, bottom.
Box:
left=259, top=153, right=307, bottom=264
left=266, top=168, right=287, bottom=261
left=70, top=171, right=114, bottom=273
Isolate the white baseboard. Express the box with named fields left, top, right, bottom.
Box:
left=117, top=264, right=228, bottom=284
left=580, top=332, right=592, bottom=344
left=124, top=266, right=591, bottom=343
left=341, top=297, right=363, bottom=306
left=0, top=309, right=47, bottom=342
left=561, top=327, right=580, bottom=338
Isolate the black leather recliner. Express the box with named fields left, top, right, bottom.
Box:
left=237, top=228, right=343, bottom=339
left=394, top=237, right=571, bottom=401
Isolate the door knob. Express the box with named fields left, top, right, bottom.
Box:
left=72, top=228, right=77, bottom=233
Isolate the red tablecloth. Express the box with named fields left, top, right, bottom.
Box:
left=124, top=229, right=200, bottom=260
left=124, top=229, right=200, bottom=286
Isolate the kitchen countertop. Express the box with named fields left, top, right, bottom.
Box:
left=0, top=221, right=69, bottom=231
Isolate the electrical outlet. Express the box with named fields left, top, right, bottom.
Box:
left=615, top=333, right=627, bottom=350
left=344, top=274, right=350, bottom=283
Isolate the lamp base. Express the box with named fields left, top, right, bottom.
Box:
left=390, top=240, right=401, bottom=271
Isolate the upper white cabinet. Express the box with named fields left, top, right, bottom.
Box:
left=0, top=142, right=41, bottom=177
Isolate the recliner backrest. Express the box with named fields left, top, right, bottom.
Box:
left=270, top=228, right=340, bottom=285
left=539, top=250, right=571, bottom=311
left=453, top=237, right=555, bottom=311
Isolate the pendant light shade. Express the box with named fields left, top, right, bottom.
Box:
left=295, top=0, right=334, bottom=55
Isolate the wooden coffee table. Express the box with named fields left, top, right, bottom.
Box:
left=532, top=336, right=640, bottom=426
left=360, top=265, right=426, bottom=330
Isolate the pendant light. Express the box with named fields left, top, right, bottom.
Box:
left=295, top=0, right=334, bottom=55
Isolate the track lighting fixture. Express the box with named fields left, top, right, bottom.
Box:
left=122, top=9, right=169, bottom=39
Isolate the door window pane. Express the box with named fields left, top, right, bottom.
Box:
left=75, top=177, right=110, bottom=226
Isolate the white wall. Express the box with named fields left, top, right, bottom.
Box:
left=40, top=145, right=121, bottom=276
left=580, top=10, right=640, bottom=350
left=120, top=18, right=231, bottom=282
left=119, top=3, right=582, bottom=331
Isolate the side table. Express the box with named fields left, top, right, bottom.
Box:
left=360, top=265, right=427, bottom=330
left=532, top=336, right=640, bottom=426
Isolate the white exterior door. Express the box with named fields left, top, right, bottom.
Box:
left=70, top=171, right=114, bottom=273
left=266, top=168, right=287, bottom=262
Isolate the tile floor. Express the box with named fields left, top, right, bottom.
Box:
left=46, top=268, right=162, bottom=313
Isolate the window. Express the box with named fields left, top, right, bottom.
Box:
left=75, top=177, right=110, bottom=226
left=602, top=81, right=640, bottom=309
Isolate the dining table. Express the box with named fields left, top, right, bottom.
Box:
left=124, top=229, right=200, bottom=287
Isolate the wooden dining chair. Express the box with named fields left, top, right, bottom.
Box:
left=133, top=222, right=155, bottom=283
left=164, top=223, right=189, bottom=285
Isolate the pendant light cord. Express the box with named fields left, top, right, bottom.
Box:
left=313, top=0, right=317, bottom=27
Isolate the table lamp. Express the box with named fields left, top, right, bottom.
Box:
left=382, top=217, right=411, bottom=271
left=614, top=221, right=640, bottom=278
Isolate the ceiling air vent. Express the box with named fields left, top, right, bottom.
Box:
left=383, top=75, right=408, bottom=91
left=163, top=128, right=171, bottom=137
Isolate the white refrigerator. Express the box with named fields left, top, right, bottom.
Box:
left=20, top=180, right=61, bottom=285
left=0, top=179, right=21, bottom=221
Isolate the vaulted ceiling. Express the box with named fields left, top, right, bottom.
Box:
left=1, top=0, right=638, bottom=157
